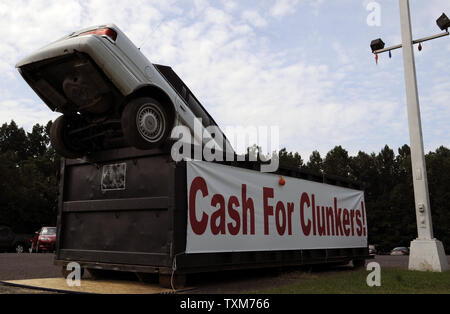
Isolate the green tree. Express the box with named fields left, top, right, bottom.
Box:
left=0, top=121, right=29, bottom=162
left=27, top=123, right=50, bottom=158
left=426, top=146, right=450, bottom=251
left=306, top=150, right=323, bottom=173
left=278, top=148, right=303, bottom=169
left=0, top=120, right=58, bottom=232
left=0, top=119, right=448, bottom=253
left=323, top=145, right=351, bottom=178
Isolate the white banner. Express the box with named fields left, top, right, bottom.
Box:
left=186, top=161, right=367, bottom=253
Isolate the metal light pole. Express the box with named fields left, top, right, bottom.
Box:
left=372, top=0, right=448, bottom=272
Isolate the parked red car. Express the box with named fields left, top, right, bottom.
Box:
left=30, top=227, right=56, bottom=253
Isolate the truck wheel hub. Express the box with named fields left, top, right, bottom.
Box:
left=143, top=113, right=158, bottom=133
left=136, top=104, right=166, bottom=142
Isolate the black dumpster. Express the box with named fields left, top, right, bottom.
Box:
left=54, top=147, right=371, bottom=288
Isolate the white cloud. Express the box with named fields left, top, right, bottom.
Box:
left=269, top=0, right=324, bottom=18
left=332, top=41, right=351, bottom=65
left=270, top=0, right=300, bottom=18
left=141, top=8, right=405, bottom=157
left=241, top=10, right=267, bottom=28
left=309, top=0, right=325, bottom=15
left=0, top=99, right=59, bottom=129
left=220, top=0, right=238, bottom=12
left=0, top=0, right=448, bottom=158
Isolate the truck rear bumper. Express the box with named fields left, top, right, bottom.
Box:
left=16, top=35, right=141, bottom=96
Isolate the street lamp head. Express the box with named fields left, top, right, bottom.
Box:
left=436, top=13, right=450, bottom=31
left=370, top=38, right=385, bottom=53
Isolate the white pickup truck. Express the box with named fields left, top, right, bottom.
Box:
left=16, top=24, right=226, bottom=158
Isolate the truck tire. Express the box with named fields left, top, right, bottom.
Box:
left=50, top=115, right=84, bottom=159
left=121, top=97, right=171, bottom=150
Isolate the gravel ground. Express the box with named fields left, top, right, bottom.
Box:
left=0, top=253, right=449, bottom=294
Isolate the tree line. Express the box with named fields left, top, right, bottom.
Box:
left=0, top=120, right=448, bottom=253
left=277, top=145, right=450, bottom=253
left=0, top=120, right=59, bottom=234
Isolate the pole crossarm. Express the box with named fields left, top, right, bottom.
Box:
left=373, top=31, right=449, bottom=54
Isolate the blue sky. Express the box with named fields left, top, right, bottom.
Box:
left=0, top=0, right=449, bottom=159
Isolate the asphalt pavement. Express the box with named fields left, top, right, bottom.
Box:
left=0, top=253, right=60, bottom=281
left=0, top=253, right=449, bottom=294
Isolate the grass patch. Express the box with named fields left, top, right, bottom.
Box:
left=257, top=269, right=450, bottom=294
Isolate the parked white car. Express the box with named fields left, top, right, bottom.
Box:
left=16, top=24, right=227, bottom=158
left=390, top=247, right=409, bottom=256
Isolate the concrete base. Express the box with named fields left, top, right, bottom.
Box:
left=408, top=239, right=448, bottom=272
